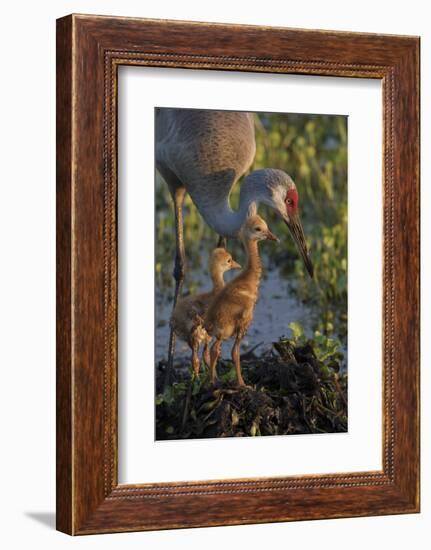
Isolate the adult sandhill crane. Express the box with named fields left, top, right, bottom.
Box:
left=156, top=108, right=313, bottom=383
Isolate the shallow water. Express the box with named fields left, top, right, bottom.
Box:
left=155, top=261, right=316, bottom=364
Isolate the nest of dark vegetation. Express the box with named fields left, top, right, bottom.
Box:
left=155, top=339, right=347, bottom=440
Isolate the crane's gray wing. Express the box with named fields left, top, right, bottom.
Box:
left=155, top=109, right=256, bottom=207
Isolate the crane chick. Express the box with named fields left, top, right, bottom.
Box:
left=205, top=215, right=279, bottom=387
left=171, top=248, right=241, bottom=376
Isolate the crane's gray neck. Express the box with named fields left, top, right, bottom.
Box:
left=198, top=170, right=275, bottom=238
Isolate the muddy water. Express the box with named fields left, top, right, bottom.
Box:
left=155, top=260, right=315, bottom=365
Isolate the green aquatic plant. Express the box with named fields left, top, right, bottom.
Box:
left=287, top=321, right=344, bottom=367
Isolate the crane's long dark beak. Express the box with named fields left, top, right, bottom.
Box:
left=286, top=214, right=314, bottom=278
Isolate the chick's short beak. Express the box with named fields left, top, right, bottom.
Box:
left=265, top=229, right=280, bottom=242
left=231, top=260, right=241, bottom=269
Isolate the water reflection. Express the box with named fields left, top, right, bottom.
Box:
left=155, top=258, right=315, bottom=364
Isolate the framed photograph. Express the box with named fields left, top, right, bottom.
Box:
left=56, top=14, right=420, bottom=534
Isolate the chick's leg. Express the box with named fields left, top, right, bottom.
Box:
left=209, top=339, right=222, bottom=383
left=191, top=339, right=200, bottom=377
left=232, top=336, right=246, bottom=386
left=202, top=337, right=211, bottom=370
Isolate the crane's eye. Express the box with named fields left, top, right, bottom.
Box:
left=286, top=198, right=293, bottom=206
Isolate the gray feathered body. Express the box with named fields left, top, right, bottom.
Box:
left=156, top=109, right=256, bottom=232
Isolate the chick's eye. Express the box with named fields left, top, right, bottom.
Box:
left=227, top=259, right=231, bottom=263
left=255, top=227, right=262, bottom=232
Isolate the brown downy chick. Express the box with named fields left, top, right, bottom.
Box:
left=171, top=248, right=241, bottom=376
left=204, top=215, right=278, bottom=386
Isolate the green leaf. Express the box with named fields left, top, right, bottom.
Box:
left=289, top=321, right=305, bottom=341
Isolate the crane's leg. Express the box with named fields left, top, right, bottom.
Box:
left=164, top=187, right=186, bottom=388
left=217, top=236, right=227, bottom=249
left=232, top=335, right=246, bottom=386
